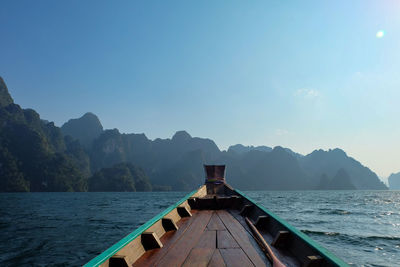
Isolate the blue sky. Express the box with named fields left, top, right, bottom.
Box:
left=1, top=1, right=399, bottom=178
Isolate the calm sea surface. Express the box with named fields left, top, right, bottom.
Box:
left=0, top=191, right=399, bottom=266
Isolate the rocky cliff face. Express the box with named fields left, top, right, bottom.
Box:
left=61, top=112, right=103, bottom=148
left=0, top=77, right=13, bottom=108
left=221, top=146, right=312, bottom=190
left=68, top=111, right=387, bottom=191
left=299, top=149, right=387, bottom=190
left=0, top=77, right=90, bottom=192
left=88, top=128, right=221, bottom=190
left=0, top=76, right=389, bottom=191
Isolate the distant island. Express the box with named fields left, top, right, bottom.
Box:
left=0, top=77, right=388, bottom=192
left=388, top=172, right=400, bottom=190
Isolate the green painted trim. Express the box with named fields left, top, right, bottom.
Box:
left=84, top=188, right=200, bottom=267
left=234, top=189, right=349, bottom=267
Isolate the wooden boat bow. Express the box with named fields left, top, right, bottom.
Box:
left=84, top=165, right=348, bottom=267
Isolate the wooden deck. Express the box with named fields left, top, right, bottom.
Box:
left=134, top=209, right=270, bottom=267
left=86, top=183, right=347, bottom=267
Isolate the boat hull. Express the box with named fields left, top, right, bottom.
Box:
left=84, top=184, right=348, bottom=267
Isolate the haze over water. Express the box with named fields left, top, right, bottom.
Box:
left=1, top=1, right=400, bottom=178
left=0, top=191, right=399, bottom=266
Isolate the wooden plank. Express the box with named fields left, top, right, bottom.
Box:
left=220, top=248, right=254, bottom=267
left=155, top=210, right=213, bottom=267
left=192, top=184, right=207, bottom=198
left=233, top=189, right=348, bottom=267
left=245, top=217, right=285, bottom=267
left=146, top=220, right=166, bottom=240
left=182, top=248, right=215, bottom=267
left=85, top=188, right=201, bottom=267
left=217, top=210, right=266, bottom=267
left=114, top=236, right=145, bottom=266
left=229, top=210, right=292, bottom=267
left=207, top=213, right=226, bottom=230
left=208, top=249, right=226, bottom=267
left=217, top=230, right=240, bottom=249
left=196, top=230, right=216, bottom=249
left=163, top=208, right=181, bottom=224
left=179, top=200, right=192, bottom=212
left=134, top=213, right=195, bottom=266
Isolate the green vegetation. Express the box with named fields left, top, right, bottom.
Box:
left=0, top=77, right=388, bottom=192
left=0, top=77, right=90, bottom=192
left=88, top=163, right=151, bottom=192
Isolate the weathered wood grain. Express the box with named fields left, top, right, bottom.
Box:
left=208, top=249, right=226, bottom=267
left=220, top=248, right=254, bottom=267
left=146, top=220, right=166, bottom=240
left=217, top=210, right=266, bottom=267
left=196, top=230, right=216, bottom=249
left=155, top=210, right=213, bottom=267
left=217, top=230, right=240, bottom=249
left=114, top=236, right=145, bottom=266
left=163, top=208, right=182, bottom=224
left=207, top=212, right=226, bottom=230
left=133, top=213, right=195, bottom=267
left=182, top=248, right=215, bottom=267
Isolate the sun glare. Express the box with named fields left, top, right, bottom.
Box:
left=376, top=30, right=385, bottom=38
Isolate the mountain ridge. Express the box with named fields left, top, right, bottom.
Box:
left=0, top=77, right=90, bottom=192
left=61, top=112, right=103, bottom=148
left=69, top=111, right=386, bottom=190
left=0, top=77, right=388, bottom=191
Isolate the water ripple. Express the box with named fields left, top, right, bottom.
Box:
left=1, top=191, right=399, bottom=266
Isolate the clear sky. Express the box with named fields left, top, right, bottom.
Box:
left=1, top=1, right=399, bottom=178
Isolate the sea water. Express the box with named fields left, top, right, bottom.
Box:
left=0, top=191, right=399, bottom=266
